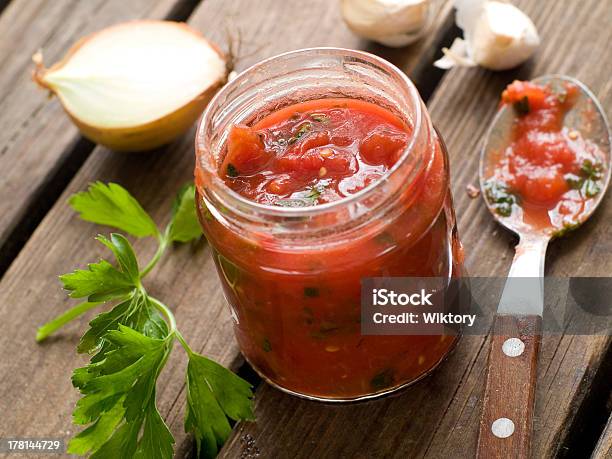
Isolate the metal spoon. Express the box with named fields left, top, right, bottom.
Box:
left=476, top=75, right=611, bottom=459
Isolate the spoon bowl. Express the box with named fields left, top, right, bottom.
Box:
left=479, top=74, right=611, bottom=239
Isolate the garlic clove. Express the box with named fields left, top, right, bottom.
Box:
left=432, top=38, right=477, bottom=69
left=341, top=0, right=431, bottom=47
left=33, top=20, right=227, bottom=152
left=434, top=0, right=540, bottom=71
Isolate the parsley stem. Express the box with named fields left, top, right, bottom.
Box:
left=148, top=295, right=192, bottom=355
left=36, top=301, right=102, bottom=342
left=148, top=296, right=177, bottom=335
left=140, top=236, right=168, bottom=278
left=175, top=330, right=194, bottom=356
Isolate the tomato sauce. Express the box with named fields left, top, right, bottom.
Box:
left=484, top=80, right=606, bottom=234
left=219, top=99, right=410, bottom=206
left=196, top=98, right=463, bottom=399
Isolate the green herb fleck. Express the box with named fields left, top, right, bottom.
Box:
left=226, top=164, right=239, bottom=178
left=374, top=232, right=395, bottom=246
left=565, top=173, right=584, bottom=190
left=513, top=96, right=530, bottom=116
left=274, top=183, right=327, bottom=208
left=484, top=180, right=517, bottom=217
left=584, top=180, right=601, bottom=198
left=371, top=369, right=395, bottom=390
left=581, top=160, right=603, bottom=197
left=304, top=287, right=320, bottom=298
left=262, top=338, right=272, bottom=352
left=303, top=307, right=314, bottom=325
left=310, top=113, right=329, bottom=123
left=310, top=321, right=341, bottom=340
left=565, top=160, right=603, bottom=198
left=557, top=92, right=567, bottom=104
left=288, top=122, right=313, bottom=144
left=552, top=221, right=582, bottom=238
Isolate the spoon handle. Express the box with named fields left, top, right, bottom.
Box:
left=477, top=236, right=548, bottom=459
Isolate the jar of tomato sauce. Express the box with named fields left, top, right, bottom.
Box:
left=195, top=48, right=463, bottom=401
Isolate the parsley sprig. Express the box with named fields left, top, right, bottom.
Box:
left=36, top=182, right=254, bottom=458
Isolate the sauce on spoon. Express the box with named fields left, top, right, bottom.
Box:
left=483, top=80, right=606, bottom=235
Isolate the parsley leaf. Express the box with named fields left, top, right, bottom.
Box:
left=77, top=291, right=168, bottom=355
left=167, top=183, right=202, bottom=243
left=70, top=182, right=159, bottom=238
left=185, top=352, right=255, bottom=458
left=68, top=325, right=173, bottom=458
left=59, top=259, right=135, bottom=302
left=59, top=232, right=141, bottom=302
left=96, top=233, right=140, bottom=283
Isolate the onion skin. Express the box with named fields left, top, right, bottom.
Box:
left=32, top=21, right=228, bottom=152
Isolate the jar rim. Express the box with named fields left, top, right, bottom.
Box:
left=195, top=47, right=424, bottom=218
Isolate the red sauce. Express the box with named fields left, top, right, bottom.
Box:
left=196, top=98, right=462, bottom=399
left=219, top=99, right=410, bottom=206
left=485, top=80, right=606, bottom=234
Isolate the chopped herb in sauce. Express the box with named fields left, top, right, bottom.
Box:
left=274, top=183, right=327, bottom=208
left=310, top=321, right=340, bottom=340
left=566, top=160, right=603, bottom=198
left=374, top=231, right=395, bottom=245
left=226, top=163, right=239, bottom=178
left=218, top=253, right=240, bottom=288
left=557, top=91, right=567, bottom=104
left=303, top=307, right=314, bottom=325
left=370, top=368, right=395, bottom=390
left=484, top=180, right=517, bottom=217
left=552, top=221, right=581, bottom=238
left=288, top=122, right=312, bottom=144
left=304, top=287, right=320, bottom=298
left=310, top=113, right=329, bottom=123
left=581, top=160, right=603, bottom=197
left=513, top=96, right=530, bottom=116
left=262, top=338, right=272, bottom=352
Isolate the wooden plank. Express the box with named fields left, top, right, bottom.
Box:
left=0, top=0, right=197, bottom=272
left=0, top=0, right=454, bottom=456
left=592, top=414, right=612, bottom=459
left=219, top=0, right=612, bottom=457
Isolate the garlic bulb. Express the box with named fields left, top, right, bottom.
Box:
left=434, top=0, right=540, bottom=71
left=33, top=21, right=227, bottom=152
left=341, top=0, right=431, bottom=47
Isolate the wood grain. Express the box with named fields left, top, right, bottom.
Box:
left=592, top=414, right=612, bottom=459
left=220, top=0, right=612, bottom=457
left=477, top=315, right=541, bottom=459
left=0, top=0, right=197, bottom=272
left=0, top=0, right=454, bottom=457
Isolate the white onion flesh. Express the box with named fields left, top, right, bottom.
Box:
left=34, top=20, right=227, bottom=151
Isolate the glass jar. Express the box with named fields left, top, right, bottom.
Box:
left=195, top=48, right=463, bottom=401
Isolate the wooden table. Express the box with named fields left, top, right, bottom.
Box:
left=0, top=1, right=610, bottom=458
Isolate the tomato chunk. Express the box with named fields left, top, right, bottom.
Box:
left=502, top=80, right=549, bottom=110
left=360, top=128, right=407, bottom=167
left=220, top=125, right=270, bottom=178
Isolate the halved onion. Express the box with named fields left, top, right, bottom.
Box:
left=33, top=20, right=228, bottom=152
